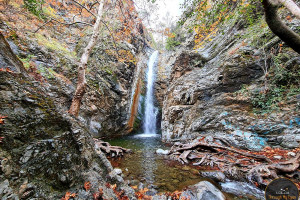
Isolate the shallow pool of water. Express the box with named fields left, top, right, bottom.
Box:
left=105, top=134, right=206, bottom=192
left=105, top=134, right=261, bottom=200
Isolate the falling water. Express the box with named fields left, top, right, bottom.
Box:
left=141, top=50, right=159, bottom=137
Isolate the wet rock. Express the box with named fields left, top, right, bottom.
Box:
left=128, top=179, right=139, bottom=186
left=287, top=152, right=296, bottom=157
left=138, top=182, right=144, bottom=190
left=273, top=155, right=282, bottom=160
left=0, top=180, right=18, bottom=200
left=114, top=168, right=123, bottom=175
left=20, top=150, right=34, bottom=164
left=201, top=171, right=226, bottom=182
left=1, top=158, right=13, bottom=176
left=156, top=149, right=169, bottom=155
left=152, top=194, right=167, bottom=200
left=180, top=181, right=225, bottom=200
left=108, top=169, right=124, bottom=183
left=220, top=181, right=265, bottom=200
left=276, top=130, right=300, bottom=149
left=146, top=188, right=158, bottom=196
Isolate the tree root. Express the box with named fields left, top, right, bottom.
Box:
left=170, top=142, right=272, bottom=163
left=94, top=139, right=132, bottom=158
left=169, top=138, right=300, bottom=188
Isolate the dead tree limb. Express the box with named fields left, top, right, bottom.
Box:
left=94, top=139, right=131, bottom=158
left=69, top=0, right=104, bottom=116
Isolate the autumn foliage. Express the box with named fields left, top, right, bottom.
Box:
left=61, top=191, right=77, bottom=200
left=0, top=68, right=14, bottom=73
left=184, top=0, right=260, bottom=49
left=84, top=181, right=91, bottom=192
left=0, top=115, right=8, bottom=124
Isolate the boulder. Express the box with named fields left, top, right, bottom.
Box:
left=156, top=149, right=170, bottom=155
left=180, top=181, right=225, bottom=200
left=200, top=171, right=226, bottom=182
left=221, top=181, right=265, bottom=200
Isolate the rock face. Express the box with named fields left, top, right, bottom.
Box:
left=0, top=8, right=143, bottom=198
left=0, top=0, right=149, bottom=138
left=0, top=32, right=27, bottom=74
left=158, top=7, right=300, bottom=150
left=0, top=71, right=135, bottom=199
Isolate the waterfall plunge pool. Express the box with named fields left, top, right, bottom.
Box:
left=105, top=134, right=206, bottom=192
left=105, top=134, right=258, bottom=199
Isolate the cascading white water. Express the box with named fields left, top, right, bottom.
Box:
left=140, top=51, right=159, bottom=137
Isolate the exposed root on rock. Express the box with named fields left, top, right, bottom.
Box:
left=94, top=139, right=132, bottom=158
left=169, top=137, right=300, bottom=188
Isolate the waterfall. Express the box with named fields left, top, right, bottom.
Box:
left=138, top=51, right=159, bottom=137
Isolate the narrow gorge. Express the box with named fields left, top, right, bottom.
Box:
left=0, top=0, right=299, bottom=200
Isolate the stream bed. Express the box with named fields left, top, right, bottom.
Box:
left=105, top=134, right=261, bottom=199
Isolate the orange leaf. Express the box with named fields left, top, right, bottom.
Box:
left=131, top=185, right=138, bottom=190
left=0, top=116, right=8, bottom=124
left=84, top=181, right=91, bottom=191
left=70, top=193, right=77, bottom=198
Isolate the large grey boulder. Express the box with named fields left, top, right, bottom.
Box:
left=221, top=181, right=265, bottom=200
left=180, top=181, right=225, bottom=200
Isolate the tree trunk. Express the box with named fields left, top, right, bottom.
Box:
left=262, top=0, right=300, bottom=54
left=69, top=0, right=104, bottom=116
left=278, top=0, right=300, bottom=20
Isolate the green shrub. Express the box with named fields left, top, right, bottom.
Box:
left=166, top=35, right=181, bottom=51
left=251, top=87, right=284, bottom=114
left=23, top=0, right=45, bottom=19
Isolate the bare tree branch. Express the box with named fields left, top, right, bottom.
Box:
left=70, top=0, right=97, bottom=18
left=278, top=0, right=300, bottom=20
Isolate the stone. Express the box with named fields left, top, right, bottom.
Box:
left=0, top=180, right=11, bottom=197
left=20, top=150, right=33, bottom=163
left=273, top=155, right=282, bottom=160
left=180, top=181, right=225, bottom=200
left=200, top=171, right=226, bottom=182
left=1, top=158, right=13, bottom=176
left=114, top=168, right=123, bottom=175
left=152, top=195, right=167, bottom=200
left=108, top=170, right=124, bottom=183
left=221, top=181, right=265, bottom=200
left=276, top=133, right=300, bottom=149
left=287, top=152, right=296, bottom=157
left=156, top=149, right=169, bottom=155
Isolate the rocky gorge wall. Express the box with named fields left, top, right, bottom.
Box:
left=157, top=7, right=300, bottom=151
left=0, top=1, right=150, bottom=198
left=0, top=0, right=150, bottom=139
left=0, top=70, right=136, bottom=199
